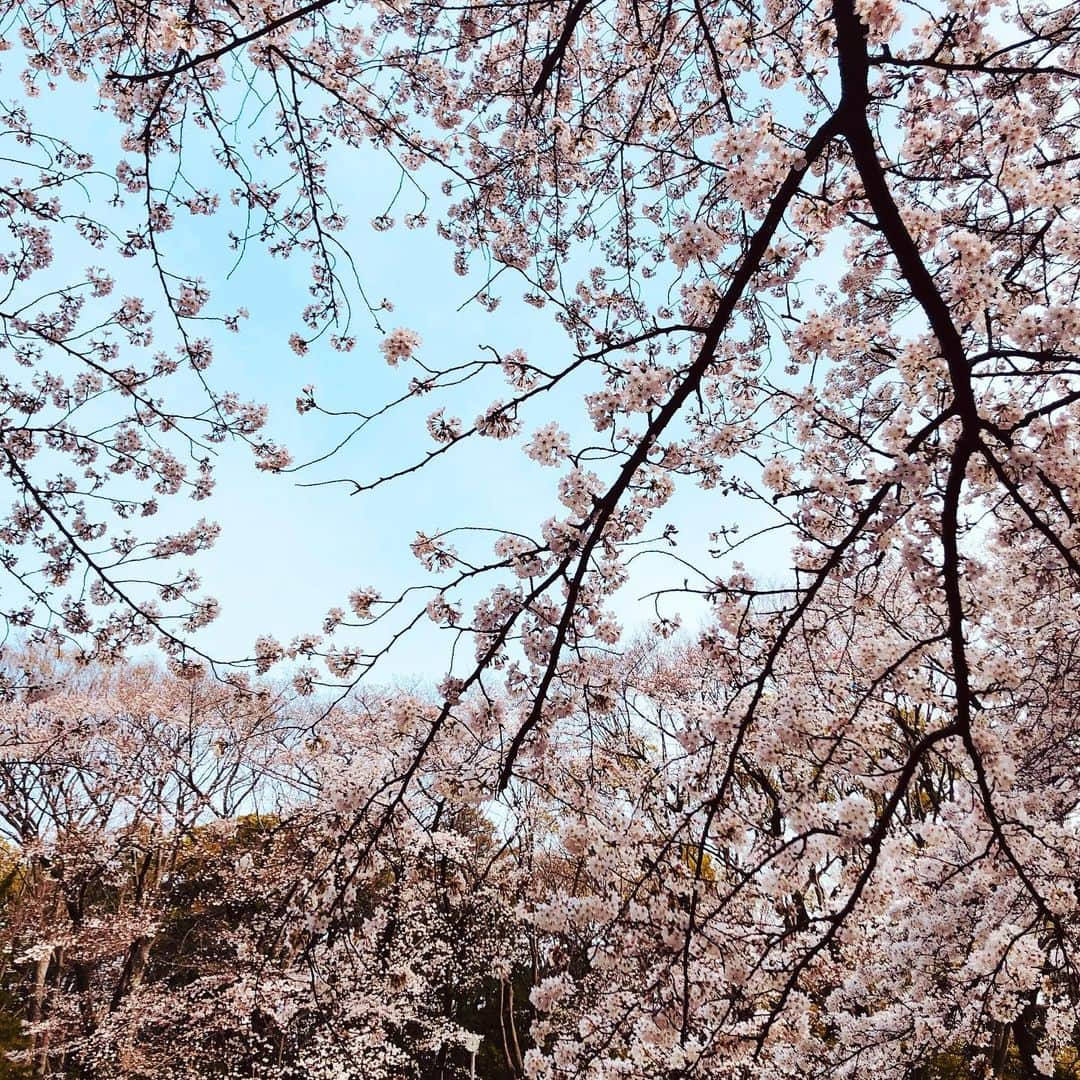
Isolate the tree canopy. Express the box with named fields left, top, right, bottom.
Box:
left=0, top=0, right=1079, bottom=1073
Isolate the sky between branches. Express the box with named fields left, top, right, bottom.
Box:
left=0, top=50, right=806, bottom=679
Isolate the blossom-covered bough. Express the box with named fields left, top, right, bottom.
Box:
left=1, top=0, right=1080, bottom=1072
left=0, top=655, right=534, bottom=1077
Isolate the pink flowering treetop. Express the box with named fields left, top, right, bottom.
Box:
left=0, top=0, right=1078, bottom=1073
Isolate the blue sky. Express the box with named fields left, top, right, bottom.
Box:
left=1, top=49, right=800, bottom=683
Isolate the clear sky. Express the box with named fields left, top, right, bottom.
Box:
left=1, top=53, right=799, bottom=684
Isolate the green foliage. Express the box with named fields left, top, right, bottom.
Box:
left=921, top=1040, right=1080, bottom=1080
left=0, top=844, right=29, bottom=1080
left=0, top=989, right=29, bottom=1080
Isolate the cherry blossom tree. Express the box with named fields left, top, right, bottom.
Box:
left=0, top=655, right=303, bottom=1068
left=0, top=0, right=1079, bottom=1073
left=0, top=132, right=287, bottom=679
left=0, top=658, right=533, bottom=1079
left=3, top=636, right=1079, bottom=1078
